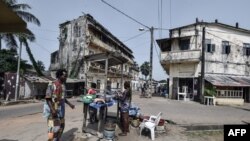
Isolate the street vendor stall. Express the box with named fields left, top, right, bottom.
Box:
left=81, top=51, right=130, bottom=137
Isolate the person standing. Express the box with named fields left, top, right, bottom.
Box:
left=118, top=81, right=132, bottom=136
left=45, top=69, right=75, bottom=141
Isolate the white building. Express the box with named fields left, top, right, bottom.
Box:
left=157, top=19, right=250, bottom=105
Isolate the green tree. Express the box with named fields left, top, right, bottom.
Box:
left=37, top=60, right=45, bottom=71
left=0, top=49, right=32, bottom=73
left=159, top=80, right=167, bottom=83
left=140, top=61, right=150, bottom=80
left=0, top=0, right=43, bottom=76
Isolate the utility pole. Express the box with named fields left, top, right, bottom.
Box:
left=15, top=41, right=22, bottom=101
left=101, top=0, right=168, bottom=97
left=200, top=27, right=206, bottom=101
left=149, top=27, right=154, bottom=97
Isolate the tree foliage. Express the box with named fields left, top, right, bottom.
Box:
left=1, top=0, right=43, bottom=76
left=0, top=49, right=32, bottom=73
left=140, top=61, right=150, bottom=80
left=37, top=60, right=45, bottom=71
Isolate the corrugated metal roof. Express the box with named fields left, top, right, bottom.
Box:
left=24, top=75, right=53, bottom=83
left=205, top=75, right=250, bottom=87
left=66, top=78, right=84, bottom=83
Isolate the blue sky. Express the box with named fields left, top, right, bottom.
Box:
left=17, top=0, right=250, bottom=80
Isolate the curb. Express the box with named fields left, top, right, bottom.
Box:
left=0, top=100, right=40, bottom=106
left=179, top=124, right=224, bottom=131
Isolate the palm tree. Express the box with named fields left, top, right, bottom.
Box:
left=37, top=60, right=45, bottom=71
left=140, top=61, right=150, bottom=80
left=1, top=0, right=43, bottom=76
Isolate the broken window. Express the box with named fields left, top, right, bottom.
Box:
left=179, top=38, right=190, bottom=50
left=205, top=39, right=215, bottom=53
left=89, top=50, right=94, bottom=55
left=74, top=23, right=81, bottom=37
left=222, top=41, right=230, bottom=54
left=61, top=27, right=67, bottom=42
left=243, top=43, right=250, bottom=56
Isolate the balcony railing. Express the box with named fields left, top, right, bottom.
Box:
left=161, top=50, right=201, bottom=63
left=90, top=36, right=112, bottom=51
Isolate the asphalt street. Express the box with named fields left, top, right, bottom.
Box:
left=0, top=92, right=249, bottom=141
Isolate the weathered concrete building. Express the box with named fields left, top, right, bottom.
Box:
left=157, top=20, right=250, bottom=105
left=50, top=14, right=136, bottom=91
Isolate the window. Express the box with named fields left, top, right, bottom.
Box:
left=74, top=24, right=81, bottom=37
left=179, top=38, right=190, bottom=50
left=222, top=41, right=230, bottom=54
left=243, top=43, right=250, bottom=56
left=89, top=50, right=94, bottom=55
left=205, top=39, right=215, bottom=53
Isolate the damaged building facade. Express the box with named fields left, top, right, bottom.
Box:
left=157, top=20, right=250, bottom=105
left=49, top=14, right=135, bottom=92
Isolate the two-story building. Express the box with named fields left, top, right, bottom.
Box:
left=157, top=19, right=250, bottom=105
left=49, top=14, right=135, bottom=92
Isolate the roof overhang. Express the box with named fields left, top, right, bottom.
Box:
left=156, top=36, right=191, bottom=51
left=0, top=1, right=30, bottom=33
left=84, top=52, right=129, bottom=66
left=205, top=75, right=250, bottom=87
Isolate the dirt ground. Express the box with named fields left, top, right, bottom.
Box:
left=74, top=122, right=224, bottom=141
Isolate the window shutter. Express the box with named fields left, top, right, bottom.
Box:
left=247, top=48, right=250, bottom=56
left=222, top=45, right=226, bottom=54
left=206, top=44, right=211, bottom=52
left=226, top=45, right=231, bottom=54
left=211, top=44, right=215, bottom=52
left=243, top=48, right=247, bottom=55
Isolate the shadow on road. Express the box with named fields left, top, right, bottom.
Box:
left=0, top=139, right=18, bottom=141
left=62, top=128, right=78, bottom=141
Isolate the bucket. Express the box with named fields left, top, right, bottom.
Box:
left=104, top=120, right=116, bottom=140
left=131, top=119, right=140, bottom=127
left=103, top=129, right=115, bottom=140
left=104, top=120, right=116, bottom=131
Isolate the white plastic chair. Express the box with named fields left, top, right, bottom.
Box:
left=139, top=112, right=163, bottom=140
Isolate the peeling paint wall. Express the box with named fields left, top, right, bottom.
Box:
left=205, top=25, right=250, bottom=76
left=161, top=23, right=250, bottom=99
left=50, top=15, right=136, bottom=91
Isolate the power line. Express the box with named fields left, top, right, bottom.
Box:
left=33, top=42, right=52, bottom=53
left=123, top=30, right=148, bottom=42
left=29, top=27, right=59, bottom=33
left=36, top=36, right=58, bottom=42
left=207, top=31, right=244, bottom=47
left=169, top=0, right=172, bottom=28
left=153, top=40, right=161, bottom=61
left=101, top=0, right=150, bottom=29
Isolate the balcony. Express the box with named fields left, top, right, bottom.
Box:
left=49, top=62, right=60, bottom=71
left=90, top=36, right=112, bottom=51
left=161, top=50, right=201, bottom=64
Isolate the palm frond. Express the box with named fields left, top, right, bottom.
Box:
left=16, top=11, right=41, bottom=26
left=11, top=3, right=31, bottom=11
left=20, top=32, right=36, bottom=42
left=2, top=0, right=17, bottom=6
left=2, top=34, right=18, bottom=49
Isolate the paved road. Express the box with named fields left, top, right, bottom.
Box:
left=0, top=92, right=249, bottom=140
left=0, top=99, right=80, bottom=121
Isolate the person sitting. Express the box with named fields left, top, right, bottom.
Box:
left=88, top=82, right=97, bottom=95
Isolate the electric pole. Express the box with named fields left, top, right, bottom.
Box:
left=200, top=27, right=206, bottom=101
left=148, top=27, right=154, bottom=97
left=15, top=41, right=22, bottom=101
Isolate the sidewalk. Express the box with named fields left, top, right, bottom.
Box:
left=0, top=92, right=249, bottom=141
left=74, top=91, right=250, bottom=140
